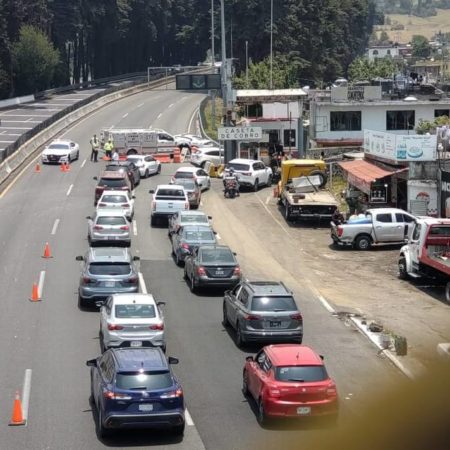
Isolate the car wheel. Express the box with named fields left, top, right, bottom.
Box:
left=190, top=276, right=197, bottom=293
left=157, top=164, right=161, bottom=174
left=222, top=302, right=229, bottom=327
left=354, top=235, right=371, bottom=251
left=253, top=178, right=259, bottom=192
left=96, top=408, right=111, bottom=439
left=150, top=216, right=157, bottom=226
left=284, top=203, right=291, bottom=221
left=76, top=151, right=80, bottom=160
left=242, top=370, right=249, bottom=396
left=257, top=398, right=267, bottom=426
left=398, top=257, right=409, bottom=280
left=78, top=294, right=86, bottom=309
left=173, top=423, right=185, bottom=436
left=145, top=169, right=149, bottom=178
left=183, top=266, right=188, bottom=280
left=235, top=322, right=245, bottom=347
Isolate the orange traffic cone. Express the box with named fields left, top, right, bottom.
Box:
left=64, top=162, right=70, bottom=172
left=35, top=163, right=41, bottom=173
left=29, top=283, right=41, bottom=302
left=42, top=242, right=52, bottom=259
left=9, top=391, right=26, bottom=426
left=60, top=162, right=65, bottom=172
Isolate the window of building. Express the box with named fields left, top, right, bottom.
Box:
left=373, top=50, right=379, bottom=55
left=283, top=129, right=296, bottom=147
left=435, top=109, right=450, bottom=118
left=330, top=111, right=361, bottom=131
left=386, top=110, right=415, bottom=130
left=387, top=49, right=391, bottom=55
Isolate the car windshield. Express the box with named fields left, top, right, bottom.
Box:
left=183, top=230, right=215, bottom=241
left=156, top=189, right=185, bottom=198
left=227, top=163, right=250, bottom=171
left=181, top=215, right=208, bottom=224
left=106, top=165, right=127, bottom=172
left=100, top=179, right=127, bottom=187
left=101, top=195, right=128, bottom=203
left=275, top=365, right=328, bottom=382
left=48, top=143, right=69, bottom=150
left=88, top=263, right=131, bottom=275
left=174, top=172, right=194, bottom=179
left=96, top=216, right=127, bottom=225
left=251, top=296, right=297, bottom=312
left=114, top=304, right=156, bottom=318
left=201, top=248, right=235, bottom=263
left=116, top=372, right=173, bottom=390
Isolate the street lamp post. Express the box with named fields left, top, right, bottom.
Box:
left=211, top=0, right=215, bottom=66
left=246, top=40, right=249, bottom=88
left=270, top=0, right=273, bottom=90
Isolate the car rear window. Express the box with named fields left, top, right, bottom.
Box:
left=96, top=216, right=127, bottom=225
left=48, top=143, right=69, bottom=150
left=184, top=230, right=215, bottom=241
left=275, top=365, right=328, bottom=382
left=114, top=304, right=156, bottom=318
left=116, top=372, right=173, bottom=390
left=156, top=189, right=185, bottom=198
left=429, top=226, right=450, bottom=236
left=99, top=178, right=127, bottom=187
left=178, top=180, right=196, bottom=190
left=88, top=263, right=131, bottom=275
left=181, top=215, right=208, bottom=224
left=101, top=195, right=128, bottom=203
left=251, top=296, right=297, bottom=312
left=227, top=163, right=250, bottom=171
left=174, top=171, right=194, bottom=179
left=201, top=248, right=235, bottom=263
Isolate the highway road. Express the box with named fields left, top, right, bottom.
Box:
left=0, top=85, right=402, bottom=450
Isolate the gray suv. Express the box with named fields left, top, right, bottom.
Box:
left=222, top=281, right=303, bottom=347
left=76, top=247, right=140, bottom=308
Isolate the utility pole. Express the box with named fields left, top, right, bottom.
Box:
left=211, top=0, right=215, bottom=66
left=270, top=0, right=273, bottom=90
left=246, top=40, right=249, bottom=88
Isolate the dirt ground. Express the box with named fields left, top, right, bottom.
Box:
left=203, top=181, right=450, bottom=372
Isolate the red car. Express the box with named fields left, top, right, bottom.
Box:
left=243, top=344, right=338, bottom=425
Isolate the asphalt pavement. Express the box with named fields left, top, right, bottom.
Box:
left=0, top=86, right=403, bottom=450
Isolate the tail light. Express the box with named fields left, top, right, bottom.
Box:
left=326, top=383, right=337, bottom=397
left=120, top=225, right=129, bottom=230
left=233, top=267, right=241, bottom=276
left=149, top=322, right=164, bottom=330
left=160, top=388, right=183, bottom=399
left=244, top=314, right=261, bottom=321
left=121, top=203, right=129, bottom=207
left=241, top=172, right=251, bottom=176
left=181, top=243, right=190, bottom=250
left=337, top=226, right=344, bottom=237
left=107, top=323, right=124, bottom=331
left=290, top=313, right=303, bottom=322
left=267, top=387, right=281, bottom=398
left=98, top=203, right=107, bottom=207
left=82, top=276, right=94, bottom=284
left=197, top=266, right=206, bottom=276
left=94, top=225, right=103, bottom=230
left=103, top=390, right=131, bottom=400
left=126, top=276, right=138, bottom=284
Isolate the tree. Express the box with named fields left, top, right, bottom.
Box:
left=379, top=31, right=390, bottom=44
left=348, top=57, right=399, bottom=81
left=412, top=35, right=431, bottom=58
left=12, top=25, right=60, bottom=94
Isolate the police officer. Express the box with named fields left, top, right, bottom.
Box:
left=104, top=139, right=113, bottom=160
left=90, top=134, right=100, bottom=162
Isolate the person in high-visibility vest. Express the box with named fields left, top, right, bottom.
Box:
left=104, top=139, right=113, bottom=159
left=90, top=134, right=100, bottom=162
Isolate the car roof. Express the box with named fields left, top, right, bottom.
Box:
left=112, top=348, right=169, bottom=372
left=100, top=190, right=130, bottom=197
left=246, top=281, right=291, bottom=296
left=179, top=210, right=208, bottom=217
left=88, top=247, right=131, bottom=263
left=264, top=344, right=324, bottom=367
left=94, top=209, right=127, bottom=218
left=182, top=225, right=213, bottom=232
left=156, top=184, right=185, bottom=190
left=367, top=208, right=411, bottom=214
left=228, top=158, right=257, bottom=164
left=199, top=244, right=232, bottom=251
left=100, top=171, right=127, bottom=179
left=174, top=167, right=197, bottom=174
left=110, top=293, right=156, bottom=305
left=197, top=147, right=221, bottom=152
left=49, top=139, right=73, bottom=145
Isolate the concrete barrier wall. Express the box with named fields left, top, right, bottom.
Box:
left=0, top=95, right=35, bottom=109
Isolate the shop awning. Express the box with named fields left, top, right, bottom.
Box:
left=338, top=159, right=408, bottom=194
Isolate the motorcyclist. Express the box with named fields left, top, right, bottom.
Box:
left=223, top=167, right=240, bottom=197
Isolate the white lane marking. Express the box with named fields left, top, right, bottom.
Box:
left=0, top=140, right=14, bottom=143
left=168, top=103, right=174, bottom=108
left=133, top=220, right=137, bottom=236
left=80, top=159, right=87, bottom=168
left=0, top=126, right=33, bottom=130
left=157, top=113, right=162, bottom=119
left=138, top=272, right=147, bottom=294
left=21, top=369, right=32, bottom=425
left=137, top=103, right=144, bottom=108
left=185, top=408, right=194, bottom=426
left=38, top=271, right=46, bottom=298
left=187, top=107, right=199, bottom=134
left=51, top=219, right=60, bottom=235
left=216, top=233, right=221, bottom=240
left=255, top=194, right=290, bottom=236
left=318, top=295, right=336, bottom=314
left=122, top=113, right=129, bottom=118
left=66, top=184, right=74, bottom=196
left=265, top=195, right=271, bottom=204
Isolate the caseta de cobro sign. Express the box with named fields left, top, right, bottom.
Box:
left=363, top=130, right=437, bottom=162
left=218, top=127, right=262, bottom=141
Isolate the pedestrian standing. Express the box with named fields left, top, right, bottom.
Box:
left=112, top=149, right=119, bottom=161
left=104, top=139, right=113, bottom=160
left=90, top=134, right=100, bottom=162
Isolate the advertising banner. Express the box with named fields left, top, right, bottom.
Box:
left=441, top=170, right=450, bottom=218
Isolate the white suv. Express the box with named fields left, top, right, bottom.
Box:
left=190, top=147, right=224, bottom=167
left=224, top=159, right=273, bottom=191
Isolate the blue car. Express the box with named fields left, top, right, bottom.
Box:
left=87, top=348, right=185, bottom=438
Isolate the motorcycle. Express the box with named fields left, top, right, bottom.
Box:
left=223, top=175, right=240, bottom=199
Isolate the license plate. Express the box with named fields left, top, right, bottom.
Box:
left=105, top=281, right=115, bottom=288
left=130, top=341, right=142, bottom=347
left=297, top=407, right=311, bottom=415
left=139, top=404, right=153, bottom=412
left=168, top=203, right=173, bottom=208
left=215, top=270, right=224, bottom=275
left=270, top=321, right=281, bottom=328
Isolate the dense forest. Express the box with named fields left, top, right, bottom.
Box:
left=0, top=0, right=381, bottom=98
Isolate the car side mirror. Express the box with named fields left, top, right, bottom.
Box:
left=245, top=356, right=254, bottom=362
left=233, top=252, right=237, bottom=256
left=208, top=216, right=212, bottom=220
left=86, top=358, right=97, bottom=367
left=319, top=355, right=324, bottom=360
left=133, top=256, right=140, bottom=261
left=132, top=195, right=136, bottom=199
left=95, top=301, right=105, bottom=308
left=157, top=301, right=166, bottom=307
left=213, top=231, right=217, bottom=235
left=93, top=176, right=98, bottom=180
left=75, top=255, right=84, bottom=261
left=86, top=216, right=92, bottom=220
left=168, top=356, right=179, bottom=365
left=149, top=189, right=155, bottom=194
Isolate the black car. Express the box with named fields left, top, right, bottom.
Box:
left=87, top=347, right=185, bottom=438
left=184, top=245, right=241, bottom=292
left=106, top=161, right=141, bottom=187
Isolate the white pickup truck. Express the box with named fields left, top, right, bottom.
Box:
left=149, top=184, right=189, bottom=226
left=330, top=208, right=416, bottom=250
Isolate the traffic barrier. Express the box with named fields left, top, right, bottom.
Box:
left=216, top=164, right=225, bottom=178
left=9, top=391, right=26, bottom=426
left=29, top=283, right=41, bottom=302
left=42, top=242, right=52, bottom=259
left=153, top=153, right=172, bottom=164
left=173, top=148, right=181, bottom=163
left=35, top=163, right=41, bottom=173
